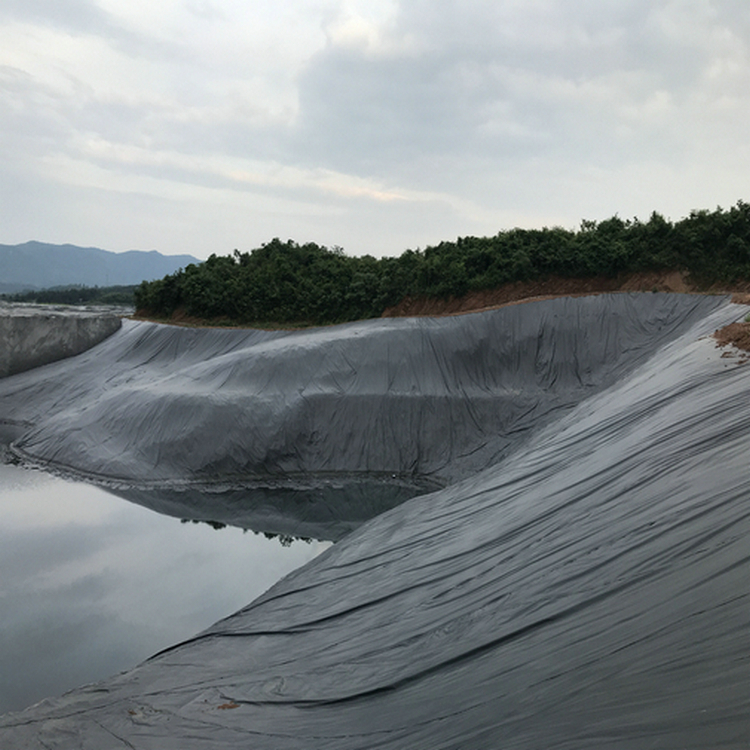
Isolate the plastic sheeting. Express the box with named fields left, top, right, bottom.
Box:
left=0, top=294, right=725, bottom=485
left=0, top=304, right=121, bottom=377
left=1, top=293, right=750, bottom=748
left=0, top=293, right=725, bottom=539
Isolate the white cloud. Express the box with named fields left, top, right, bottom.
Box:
left=1, top=0, right=750, bottom=257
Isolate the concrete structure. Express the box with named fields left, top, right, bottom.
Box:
left=0, top=304, right=122, bottom=378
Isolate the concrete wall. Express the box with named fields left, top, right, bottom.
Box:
left=0, top=306, right=122, bottom=377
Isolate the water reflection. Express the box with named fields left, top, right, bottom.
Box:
left=111, top=477, right=435, bottom=542
left=0, top=463, right=330, bottom=715
left=179, top=517, right=315, bottom=547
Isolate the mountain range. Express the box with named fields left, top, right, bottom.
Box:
left=0, top=242, right=201, bottom=293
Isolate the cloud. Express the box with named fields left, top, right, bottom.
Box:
left=0, top=0, right=112, bottom=35
left=1, top=1, right=750, bottom=256
left=268, top=0, right=750, bottom=235
left=293, top=0, right=746, bottom=172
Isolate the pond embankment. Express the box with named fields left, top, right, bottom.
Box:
left=3, top=293, right=750, bottom=749
left=0, top=304, right=122, bottom=377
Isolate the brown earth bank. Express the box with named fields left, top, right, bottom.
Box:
left=714, top=321, right=750, bottom=354
left=382, top=271, right=750, bottom=317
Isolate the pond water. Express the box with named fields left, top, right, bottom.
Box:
left=0, top=462, right=330, bottom=715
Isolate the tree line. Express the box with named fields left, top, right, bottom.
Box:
left=134, top=202, right=750, bottom=326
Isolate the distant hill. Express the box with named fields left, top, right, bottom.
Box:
left=134, top=203, right=750, bottom=326
left=0, top=242, right=201, bottom=293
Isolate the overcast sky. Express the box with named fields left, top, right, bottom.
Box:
left=2, top=0, right=749, bottom=259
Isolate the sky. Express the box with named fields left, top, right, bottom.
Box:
left=2, top=0, right=750, bottom=260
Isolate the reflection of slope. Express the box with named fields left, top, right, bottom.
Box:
left=111, top=478, right=438, bottom=542
left=2, top=295, right=750, bottom=748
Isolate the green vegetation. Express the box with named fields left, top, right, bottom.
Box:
left=135, top=202, right=750, bottom=326
left=2, top=285, right=136, bottom=306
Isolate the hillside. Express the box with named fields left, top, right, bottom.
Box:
left=134, top=202, right=750, bottom=327
left=0, top=241, right=200, bottom=293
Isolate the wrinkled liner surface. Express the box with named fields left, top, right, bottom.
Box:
left=2, top=294, right=749, bottom=749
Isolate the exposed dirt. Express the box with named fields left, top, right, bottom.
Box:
left=714, top=321, right=750, bottom=354
left=382, top=271, right=750, bottom=318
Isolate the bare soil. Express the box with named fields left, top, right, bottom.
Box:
left=714, top=321, right=750, bottom=354
left=382, top=271, right=750, bottom=318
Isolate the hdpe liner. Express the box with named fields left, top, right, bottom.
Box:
left=0, top=294, right=725, bottom=493
left=1, top=293, right=749, bottom=748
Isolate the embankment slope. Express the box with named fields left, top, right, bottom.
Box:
left=1, top=294, right=725, bottom=487
left=1, top=293, right=749, bottom=749
left=0, top=305, right=121, bottom=377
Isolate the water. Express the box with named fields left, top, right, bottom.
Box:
left=0, top=462, right=330, bottom=715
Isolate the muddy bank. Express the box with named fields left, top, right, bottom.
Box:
left=715, top=320, right=750, bottom=353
